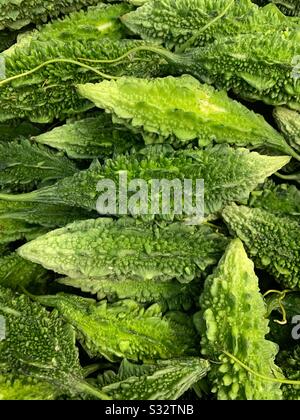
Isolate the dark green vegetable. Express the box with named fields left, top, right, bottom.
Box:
left=0, top=140, right=77, bottom=192
left=0, top=287, right=111, bottom=400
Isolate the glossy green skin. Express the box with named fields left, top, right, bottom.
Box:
left=0, top=140, right=77, bottom=192
left=97, top=358, right=210, bottom=400
left=182, top=31, right=300, bottom=111
left=0, top=146, right=289, bottom=220
left=18, top=218, right=228, bottom=283
left=0, top=39, right=164, bottom=123
left=197, top=239, right=283, bottom=400
left=274, top=107, right=300, bottom=152
left=223, top=204, right=300, bottom=289
left=59, top=276, right=199, bottom=311
left=78, top=75, right=291, bottom=155
left=34, top=113, right=141, bottom=159
left=250, top=181, right=300, bottom=217
left=122, top=0, right=300, bottom=50
left=0, top=0, right=104, bottom=30
left=37, top=294, right=198, bottom=362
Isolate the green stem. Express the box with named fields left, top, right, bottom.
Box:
left=0, top=58, right=117, bottom=88
left=177, top=0, right=235, bottom=53
left=222, top=350, right=300, bottom=386
left=275, top=172, right=300, bottom=180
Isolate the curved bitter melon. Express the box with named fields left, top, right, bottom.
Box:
left=78, top=75, right=297, bottom=158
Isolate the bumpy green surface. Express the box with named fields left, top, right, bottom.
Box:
left=198, top=239, right=283, bottom=400
left=59, top=277, right=199, bottom=310
left=250, top=181, right=300, bottom=217
left=96, top=358, right=210, bottom=400
left=180, top=31, right=300, bottom=111
left=78, top=75, right=293, bottom=155
left=33, top=113, right=141, bottom=159
left=0, top=140, right=77, bottom=192
left=0, top=252, right=49, bottom=291
left=0, top=200, right=97, bottom=228
left=0, top=146, right=290, bottom=218
left=37, top=294, right=198, bottom=362
left=274, top=107, right=300, bottom=152
left=0, top=0, right=105, bottom=30
left=122, top=0, right=299, bottom=49
left=0, top=287, right=109, bottom=400
left=223, top=204, right=300, bottom=289
left=0, top=218, right=49, bottom=245
left=18, top=218, right=228, bottom=282
left=0, top=39, right=164, bottom=123
left=0, top=374, right=58, bottom=400
left=33, top=3, right=133, bottom=42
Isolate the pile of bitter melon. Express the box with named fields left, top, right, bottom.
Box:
left=0, top=0, right=299, bottom=401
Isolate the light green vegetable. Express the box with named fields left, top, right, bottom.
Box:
left=77, top=75, right=295, bottom=157
left=274, top=107, right=300, bottom=153
left=18, top=218, right=228, bottom=282
left=196, top=239, right=283, bottom=400
left=58, top=277, right=199, bottom=310
left=0, top=374, right=59, bottom=400
left=33, top=3, right=133, bottom=43
left=96, top=358, right=210, bottom=400
left=223, top=204, right=300, bottom=289
left=36, top=294, right=198, bottom=362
